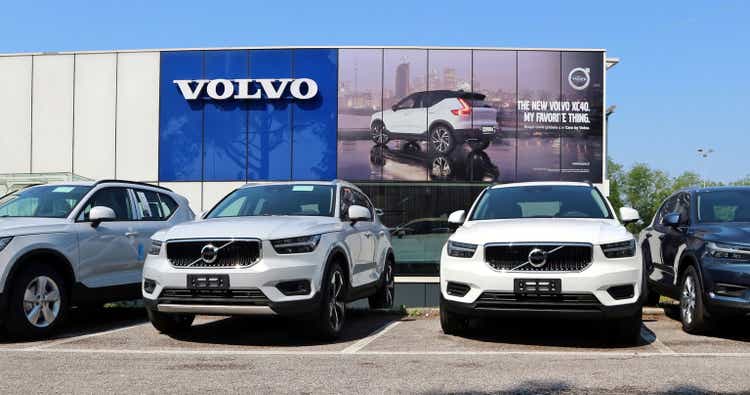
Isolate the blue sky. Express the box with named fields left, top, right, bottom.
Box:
left=1, top=1, right=747, bottom=182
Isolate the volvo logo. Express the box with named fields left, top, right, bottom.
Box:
left=528, top=248, right=548, bottom=268
left=567, top=67, right=590, bottom=91
left=173, top=78, right=318, bottom=101
left=200, top=244, right=219, bottom=264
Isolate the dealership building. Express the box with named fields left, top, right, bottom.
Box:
left=0, top=46, right=616, bottom=306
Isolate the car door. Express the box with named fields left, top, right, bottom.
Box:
left=75, top=187, right=143, bottom=289
left=339, top=187, right=364, bottom=286
left=660, top=193, right=691, bottom=284
left=645, top=195, right=678, bottom=289
left=351, top=190, right=378, bottom=285
left=385, top=93, right=424, bottom=135
left=131, top=189, right=182, bottom=279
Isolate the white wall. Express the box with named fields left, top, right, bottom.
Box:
left=116, top=52, right=160, bottom=182
left=31, top=55, right=74, bottom=174
left=0, top=56, right=32, bottom=173
left=73, top=53, right=117, bottom=180
left=159, top=182, right=202, bottom=215
left=202, top=182, right=246, bottom=212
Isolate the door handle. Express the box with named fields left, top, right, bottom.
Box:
left=125, top=232, right=139, bottom=238
left=364, top=232, right=373, bottom=238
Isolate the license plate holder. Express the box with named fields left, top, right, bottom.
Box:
left=481, top=126, right=496, bottom=134
left=187, top=274, right=230, bottom=290
left=514, top=278, right=561, bottom=295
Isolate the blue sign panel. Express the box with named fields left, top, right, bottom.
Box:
left=158, top=48, right=339, bottom=183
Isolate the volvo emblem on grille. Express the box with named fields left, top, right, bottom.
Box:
left=200, top=244, right=219, bottom=264
left=528, top=248, right=548, bottom=268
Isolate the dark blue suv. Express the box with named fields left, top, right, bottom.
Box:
left=640, top=187, right=750, bottom=333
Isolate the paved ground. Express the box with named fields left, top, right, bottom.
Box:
left=1, top=306, right=750, bottom=394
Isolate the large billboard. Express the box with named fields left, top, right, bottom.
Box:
left=336, top=49, right=604, bottom=184
left=156, top=47, right=604, bottom=185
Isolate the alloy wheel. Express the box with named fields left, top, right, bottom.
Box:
left=430, top=127, right=451, bottom=153
left=681, top=274, right=696, bottom=325
left=384, top=261, right=394, bottom=307
left=328, top=270, right=345, bottom=331
left=431, top=157, right=451, bottom=178
left=23, top=275, right=61, bottom=328
left=372, top=124, right=388, bottom=145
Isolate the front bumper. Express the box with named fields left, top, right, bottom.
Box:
left=440, top=245, right=642, bottom=320
left=142, top=239, right=329, bottom=317
left=701, top=259, right=750, bottom=316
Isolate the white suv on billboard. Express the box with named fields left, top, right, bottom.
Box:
left=0, top=181, right=193, bottom=338
left=440, top=182, right=644, bottom=344
left=371, top=90, right=498, bottom=153
left=143, top=181, right=395, bottom=339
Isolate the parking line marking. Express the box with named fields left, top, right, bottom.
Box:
left=640, top=325, right=675, bottom=354
left=341, top=321, right=401, bottom=354
left=26, top=321, right=148, bottom=350
left=2, top=348, right=750, bottom=358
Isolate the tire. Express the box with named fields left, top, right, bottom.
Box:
left=608, top=308, right=642, bottom=346
left=5, top=263, right=69, bottom=339
left=371, top=121, right=390, bottom=145
left=369, top=256, right=395, bottom=309
left=314, top=261, right=347, bottom=340
left=146, top=307, right=194, bottom=334
left=680, top=265, right=711, bottom=334
left=439, top=295, right=468, bottom=335
left=428, top=124, right=455, bottom=154
left=468, top=139, right=490, bottom=151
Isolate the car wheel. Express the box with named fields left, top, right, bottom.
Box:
left=315, top=262, right=347, bottom=340
left=430, top=156, right=452, bottom=180
left=680, top=266, right=710, bottom=334
left=439, top=295, right=468, bottom=335
left=6, top=263, right=69, bottom=339
left=608, top=308, right=642, bottom=346
left=146, top=307, right=194, bottom=334
left=369, top=256, right=395, bottom=309
left=468, top=139, right=490, bottom=151
left=429, top=124, right=455, bottom=154
left=371, top=122, right=390, bottom=145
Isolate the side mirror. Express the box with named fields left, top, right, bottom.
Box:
left=374, top=208, right=384, bottom=217
left=89, top=206, right=116, bottom=228
left=391, top=104, right=399, bottom=112
left=348, top=205, right=371, bottom=224
left=448, top=210, right=466, bottom=225
left=619, top=207, right=640, bottom=224
left=661, top=212, right=681, bottom=228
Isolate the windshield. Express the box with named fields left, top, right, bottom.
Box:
left=0, top=185, right=92, bottom=218
left=207, top=184, right=335, bottom=218
left=697, top=190, right=750, bottom=223
left=470, top=185, right=612, bottom=220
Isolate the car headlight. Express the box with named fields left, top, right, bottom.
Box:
left=271, top=234, right=322, bottom=254
left=447, top=240, right=477, bottom=258
left=601, top=239, right=636, bottom=258
left=0, top=237, right=12, bottom=252
left=148, top=240, right=163, bottom=256
left=706, top=242, right=750, bottom=261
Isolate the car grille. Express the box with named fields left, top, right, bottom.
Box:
left=484, top=243, right=592, bottom=272
left=166, top=239, right=261, bottom=268
left=158, top=288, right=269, bottom=306
left=475, top=292, right=601, bottom=310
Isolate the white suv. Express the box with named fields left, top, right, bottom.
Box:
left=0, top=181, right=193, bottom=338
left=440, top=182, right=644, bottom=344
left=143, top=181, right=395, bottom=339
left=371, top=90, right=498, bottom=153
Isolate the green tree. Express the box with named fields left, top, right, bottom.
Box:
left=731, top=175, right=750, bottom=186
left=621, top=163, right=672, bottom=229
left=606, top=157, right=625, bottom=215
left=671, top=171, right=703, bottom=191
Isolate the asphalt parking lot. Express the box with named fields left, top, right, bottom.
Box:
left=2, top=306, right=750, bottom=394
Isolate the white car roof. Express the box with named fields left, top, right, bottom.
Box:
left=489, top=181, right=593, bottom=189
left=238, top=180, right=357, bottom=190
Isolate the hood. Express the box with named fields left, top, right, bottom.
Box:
left=452, top=218, right=632, bottom=246
left=693, top=223, right=750, bottom=246
left=159, top=216, right=344, bottom=241
left=0, top=217, right=71, bottom=237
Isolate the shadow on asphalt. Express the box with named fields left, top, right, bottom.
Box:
left=427, top=380, right=735, bottom=395
left=662, top=305, right=750, bottom=342
left=166, top=309, right=405, bottom=347
left=0, top=306, right=147, bottom=344
left=454, top=317, right=653, bottom=349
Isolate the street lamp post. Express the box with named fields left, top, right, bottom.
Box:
left=697, top=148, right=714, bottom=187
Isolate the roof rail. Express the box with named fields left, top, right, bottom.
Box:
left=93, top=179, right=173, bottom=192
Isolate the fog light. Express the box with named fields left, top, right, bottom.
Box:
left=277, top=280, right=311, bottom=296
left=447, top=282, right=470, bottom=297
left=607, top=284, right=634, bottom=300
left=143, top=278, right=156, bottom=294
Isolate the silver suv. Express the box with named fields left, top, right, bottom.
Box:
left=0, top=180, right=193, bottom=338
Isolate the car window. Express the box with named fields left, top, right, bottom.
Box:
left=133, top=189, right=178, bottom=221
left=655, top=195, right=678, bottom=226
left=395, top=93, right=422, bottom=110
left=675, top=193, right=690, bottom=225
left=353, top=190, right=374, bottom=222
left=0, top=185, right=91, bottom=218
left=77, top=187, right=134, bottom=221
left=207, top=185, right=335, bottom=218
left=340, top=187, right=355, bottom=221
left=697, top=190, right=750, bottom=223
left=470, top=185, right=612, bottom=220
